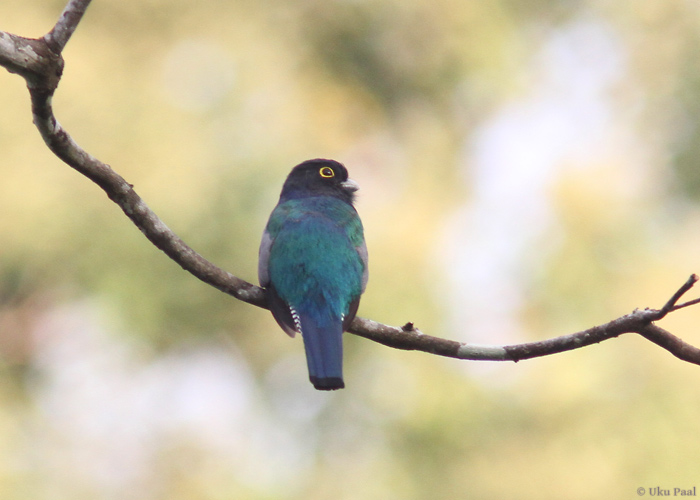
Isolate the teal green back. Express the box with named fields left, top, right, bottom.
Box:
left=266, top=196, right=365, bottom=318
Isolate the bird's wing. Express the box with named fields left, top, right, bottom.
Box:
left=258, top=229, right=273, bottom=287
left=356, top=239, right=369, bottom=293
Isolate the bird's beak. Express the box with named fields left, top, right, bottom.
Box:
left=341, top=178, right=360, bottom=193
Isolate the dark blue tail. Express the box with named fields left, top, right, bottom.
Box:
left=298, top=312, right=344, bottom=390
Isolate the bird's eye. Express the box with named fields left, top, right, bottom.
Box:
left=319, top=167, right=335, bottom=178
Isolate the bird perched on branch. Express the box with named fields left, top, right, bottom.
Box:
left=259, top=159, right=368, bottom=390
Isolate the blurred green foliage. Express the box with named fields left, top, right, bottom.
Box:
left=2, top=0, right=700, bottom=499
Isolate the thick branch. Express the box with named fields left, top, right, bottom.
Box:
left=2, top=1, right=700, bottom=368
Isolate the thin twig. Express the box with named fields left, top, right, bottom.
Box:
left=660, top=273, right=699, bottom=315
left=671, top=296, right=700, bottom=312
left=44, top=0, right=93, bottom=53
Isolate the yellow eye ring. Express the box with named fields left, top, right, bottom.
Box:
left=319, top=167, right=335, bottom=178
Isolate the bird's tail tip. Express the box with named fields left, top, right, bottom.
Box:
left=311, top=376, right=345, bottom=391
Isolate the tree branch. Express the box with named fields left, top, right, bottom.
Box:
left=1, top=4, right=266, bottom=309
left=0, top=31, right=61, bottom=89
left=349, top=276, right=700, bottom=365
left=44, top=0, right=93, bottom=53
left=2, top=2, right=700, bottom=367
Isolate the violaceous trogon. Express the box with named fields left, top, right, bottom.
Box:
left=258, top=159, right=368, bottom=390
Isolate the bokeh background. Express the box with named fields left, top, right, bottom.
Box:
left=2, top=0, right=700, bottom=498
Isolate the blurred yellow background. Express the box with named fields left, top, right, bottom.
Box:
left=1, top=0, right=700, bottom=499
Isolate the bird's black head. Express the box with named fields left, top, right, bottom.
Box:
left=279, top=159, right=359, bottom=204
